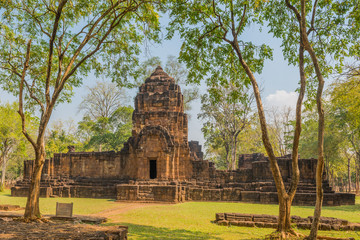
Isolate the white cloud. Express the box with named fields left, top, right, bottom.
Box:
left=265, top=90, right=298, bottom=108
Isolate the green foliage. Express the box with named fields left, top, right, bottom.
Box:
left=297, top=103, right=350, bottom=185
left=167, top=0, right=272, bottom=88
left=0, top=102, right=35, bottom=185
left=327, top=76, right=360, bottom=186
left=330, top=77, right=360, bottom=142
left=0, top=0, right=162, bottom=97
left=45, top=120, right=81, bottom=157
left=199, top=84, right=254, bottom=170
left=78, top=106, right=133, bottom=151
left=264, top=0, right=360, bottom=106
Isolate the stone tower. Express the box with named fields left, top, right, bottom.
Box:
left=120, top=66, right=192, bottom=180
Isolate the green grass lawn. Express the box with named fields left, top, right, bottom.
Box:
left=1, top=189, right=360, bottom=239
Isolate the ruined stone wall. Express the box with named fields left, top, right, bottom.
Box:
left=237, top=153, right=317, bottom=182
left=23, top=151, right=133, bottom=180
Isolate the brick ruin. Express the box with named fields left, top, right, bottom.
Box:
left=11, top=66, right=355, bottom=206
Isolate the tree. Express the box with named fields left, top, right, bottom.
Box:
left=168, top=1, right=307, bottom=237
left=266, top=1, right=359, bottom=237
left=45, top=120, right=80, bottom=157
left=79, top=81, right=128, bottom=120
left=267, top=107, right=294, bottom=157
left=79, top=106, right=133, bottom=151
left=77, top=81, right=132, bottom=151
left=281, top=2, right=360, bottom=237
left=330, top=76, right=360, bottom=194
left=199, top=84, right=254, bottom=170
left=0, top=103, right=24, bottom=191
left=205, top=116, right=266, bottom=170
left=0, top=0, right=161, bottom=220
left=297, top=105, right=346, bottom=189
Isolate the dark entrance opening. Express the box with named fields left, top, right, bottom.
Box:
left=149, top=160, right=157, bottom=179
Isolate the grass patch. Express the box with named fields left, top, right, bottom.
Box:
left=109, top=201, right=360, bottom=240
left=0, top=189, right=116, bottom=215
left=2, top=189, right=360, bottom=239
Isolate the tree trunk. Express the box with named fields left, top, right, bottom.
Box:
left=24, top=146, right=46, bottom=220
left=231, top=41, right=302, bottom=237
left=325, top=155, right=330, bottom=182
left=291, top=1, right=326, bottom=238
left=231, top=137, right=237, bottom=170
left=348, top=157, right=351, bottom=192
left=219, top=7, right=307, bottom=235
left=356, top=160, right=359, bottom=195
left=0, top=157, right=6, bottom=191
left=224, top=143, right=230, bottom=170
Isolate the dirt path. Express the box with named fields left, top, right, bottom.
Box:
left=92, top=202, right=166, bottom=219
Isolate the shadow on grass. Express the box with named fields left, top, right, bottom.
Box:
left=295, top=203, right=360, bottom=213
left=324, top=204, right=360, bottom=212
left=106, top=222, right=223, bottom=240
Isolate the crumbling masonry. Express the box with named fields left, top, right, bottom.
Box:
left=12, top=66, right=355, bottom=206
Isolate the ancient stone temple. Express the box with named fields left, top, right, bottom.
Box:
left=11, top=66, right=355, bottom=206
left=119, top=66, right=192, bottom=180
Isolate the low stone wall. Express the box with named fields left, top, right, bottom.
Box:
left=11, top=185, right=117, bottom=199
left=115, top=182, right=355, bottom=206
left=185, top=187, right=354, bottom=206
left=116, top=184, right=180, bottom=202
left=12, top=180, right=356, bottom=206
left=215, top=213, right=360, bottom=231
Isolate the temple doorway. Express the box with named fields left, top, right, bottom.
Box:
left=149, top=159, right=157, bottom=179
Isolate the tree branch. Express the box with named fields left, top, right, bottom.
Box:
left=236, top=4, right=247, bottom=36
left=18, top=39, right=37, bottom=149
left=285, top=0, right=301, bottom=23
left=45, top=0, right=68, bottom=105
left=52, top=1, right=139, bottom=108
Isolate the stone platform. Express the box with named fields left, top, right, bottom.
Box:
left=115, top=180, right=354, bottom=206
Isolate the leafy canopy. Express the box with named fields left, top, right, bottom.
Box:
left=167, top=0, right=272, bottom=93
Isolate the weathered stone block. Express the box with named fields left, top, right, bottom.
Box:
left=217, top=220, right=229, bottom=226
left=241, top=191, right=260, bottom=202
left=153, top=186, right=178, bottom=202
left=296, top=223, right=311, bottom=229
left=116, top=185, right=138, bottom=201
left=216, top=213, right=225, bottom=221
left=319, top=223, right=331, bottom=231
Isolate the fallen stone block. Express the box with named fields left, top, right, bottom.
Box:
left=217, top=220, right=229, bottom=226
left=319, top=223, right=332, bottom=231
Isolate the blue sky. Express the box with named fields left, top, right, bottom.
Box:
left=0, top=17, right=302, bottom=148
